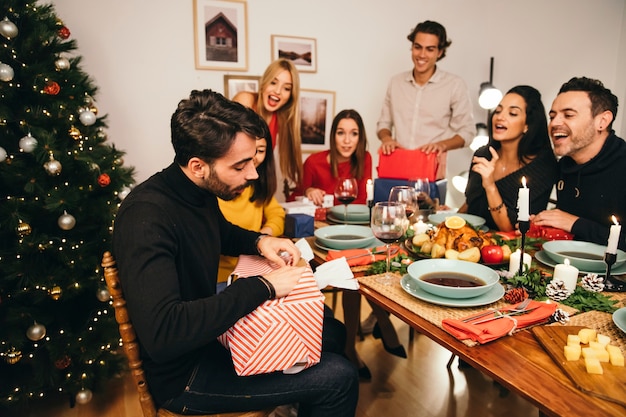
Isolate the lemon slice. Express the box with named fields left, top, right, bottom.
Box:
left=444, top=215, right=466, bottom=229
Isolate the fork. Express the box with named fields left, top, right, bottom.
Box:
left=345, top=246, right=399, bottom=260
left=462, top=298, right=532, bottom=323
left=470, top=305, right=539, bottom=325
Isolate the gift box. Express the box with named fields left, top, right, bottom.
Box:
left=218, top=256, right=324, bottom=376
left=284, top=213, right=314, bottom=238
left=377, top=148, right=439, bottom=181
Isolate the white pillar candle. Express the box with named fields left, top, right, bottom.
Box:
left=606, top=215, right=621, bottom=254
left=508, top=249, right=532, bottom=275
left=517, top=176, right=530, bottom=221
left=366, top=179, right=374, bottom=202
left=552, top=258, right=579, bottom=293
left=413, top=220, right=428, bottom=234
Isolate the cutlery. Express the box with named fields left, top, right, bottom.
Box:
left=462, top=298, right=532, bottom=323
left=470, top=306, right=540, bottom=325
left=345, top=247, right=399, bottom=260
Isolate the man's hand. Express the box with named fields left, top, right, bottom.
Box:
left=257, top=236, right=301, bottom=267
left=419, top=141, right=447, bottom=154
left=531, top=209, right=579, bottom=232
left=380, top=137, right=399, bottom=155
left=263, top=265, right=306, bottom=298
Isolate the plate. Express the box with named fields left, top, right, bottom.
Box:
left=326, top=213, right=369, bottom=225
left=314, top=238, right=382, bottom=252
left=428, top=212, right=486, bottom=227
left=313, top=225, right=375, bottom=250
left=534, top=250, right=626, bottom=275
left=400, top=274, right=505, bottom=307
left=613, top=307, right=626, bottom=334
left=542, top=240, right=626, bottom=272
left=328, top=204, right=370, bottom=222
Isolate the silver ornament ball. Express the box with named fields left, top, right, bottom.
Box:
left=26, top=322, right=46, bottom=341
left=0, top=18, right=18, bottom=39
left=79, top=110, right=96, bottom=126
left=96, top=287, right=110, bottom=302
left=19, top=134, right=38, bottom=153
left=0, top=146, right=6, bottom=162
left=44, top=158, right=62, bottom=175
left=58, top=212, right=76, bottom=230
left=0, top=63, right=14, bottom=82
left=55, top=57, right=70, bottom=71
left=75, top=388, right=93, bottom=405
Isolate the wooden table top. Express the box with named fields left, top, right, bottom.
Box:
left=306, top=231, right=626, bottom=417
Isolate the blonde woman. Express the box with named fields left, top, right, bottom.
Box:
left=232, top=59, right=303, bottom=201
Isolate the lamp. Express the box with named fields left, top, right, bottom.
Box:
left=478, top=57, right=502, bottom=110
left=470, top=122, right=489, bottom=151
left=452, top=171, right=469, bottom=193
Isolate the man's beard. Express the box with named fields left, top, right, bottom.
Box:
left=201, top=163, right=249, bottom=201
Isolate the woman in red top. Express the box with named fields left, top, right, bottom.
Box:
left=295, top=109, right=372, bottom=205
left=296, top=110, right=406, bottom=379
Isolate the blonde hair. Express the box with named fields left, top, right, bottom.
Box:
left=256, top=59, right=303, bottom=187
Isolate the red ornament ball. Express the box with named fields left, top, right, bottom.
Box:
left=97, top=173, right=111, bottom=187
left=43, top=81, right=60, bottom=95
left=58, top=26, right=71, bottom=39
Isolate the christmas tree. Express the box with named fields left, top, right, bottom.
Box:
left=0, top=0, right=135, bottom=410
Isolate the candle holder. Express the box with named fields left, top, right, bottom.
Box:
left=518, top=220, right=530, bottom=276
left=604, top=252, right=626, bottom=292
left=368, top=199, right=374, bottom=218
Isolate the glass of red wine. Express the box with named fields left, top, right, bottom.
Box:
left=411, top=178, right=431, bottom=210
left=334, top=178, right=358, bottom=224
left=370, top=202, right=408, bottom=285
left=388, top=185, right=417, bottom=222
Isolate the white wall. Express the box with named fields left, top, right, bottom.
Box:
left=53, top=0, right=626, bottom=208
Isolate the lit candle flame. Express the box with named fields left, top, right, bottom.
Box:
left=612, top=215, right=619, bottom=225
left=521, top=176, right=527, bottom=188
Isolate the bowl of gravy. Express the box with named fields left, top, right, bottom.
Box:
left=542, top=240, right=626, bottom=272
left=314, top=225, right=375, bottom=250
left=407, top=259, right=500, bottom=299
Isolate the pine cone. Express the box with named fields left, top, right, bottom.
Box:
left=551, top=308, right=570, bottom=324
left=504, top=287, right=528, bottom=304
left=581, top=273, right=605, bottom=293
left=546, top=279, right=571, bottom=301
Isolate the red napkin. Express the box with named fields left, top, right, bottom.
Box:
left=441, top=301, right=557, bottom=344
left=325, top=246, right=387, bottom=267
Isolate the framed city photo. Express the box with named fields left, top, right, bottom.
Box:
left=223, top=74, right=259, bottom=100
left=271, top=35, right=317, bottom=73
left=194, top=0, right=248, bottom=71
left=300, top=89, right=335, bottom=152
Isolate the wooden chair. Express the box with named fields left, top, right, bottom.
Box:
left=101, top=251, right=273, bottom=417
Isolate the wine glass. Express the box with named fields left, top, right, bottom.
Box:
left=370, top=202, right=408, bottom=285
left=412, top=177, right=431, bottom=211
left=388, top=185, right=417, bottom=222
left=334, top=178, right=358, bottom=224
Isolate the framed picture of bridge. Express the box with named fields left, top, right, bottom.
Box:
left=271, top=35, right=317, bottom=73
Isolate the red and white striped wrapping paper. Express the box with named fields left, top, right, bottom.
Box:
left=218, top=255, right=324, bottom=376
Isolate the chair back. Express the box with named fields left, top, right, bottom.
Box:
left=101, top=252, right=273, bottom=417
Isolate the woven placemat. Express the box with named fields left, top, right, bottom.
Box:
left=358, top=273, right=578, bottom=347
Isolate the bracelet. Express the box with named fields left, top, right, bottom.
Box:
left=488, top=201, right=505, bottom=212
left=256, top=275, right=276, bottom=299
left=255, top=234, right=270, bottom=256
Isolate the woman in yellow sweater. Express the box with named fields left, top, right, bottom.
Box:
left=217, top=125, right=285, bottom=290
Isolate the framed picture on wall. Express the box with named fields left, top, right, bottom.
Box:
left=194, top=0, right=248, bottom=71
left=223, top=75, right=259, bottom=99
left=271, top=35, right=317, bottom=73
left=300, top=89, right=335, bottom=152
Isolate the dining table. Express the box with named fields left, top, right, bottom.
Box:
left=307, top=219, right=626, bottom=417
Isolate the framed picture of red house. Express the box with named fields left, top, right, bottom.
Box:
left=194, top=0, right=248, bottom=71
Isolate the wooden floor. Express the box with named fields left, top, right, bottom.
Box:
left=6, top=293, right=539, bottom=417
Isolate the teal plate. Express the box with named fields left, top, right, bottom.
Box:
left=613, top=307, right=626, bottom=334
left=428, top=212, right=486, bottom=227
left=535, top=250, right=626, bottom=275
left=400, top=274, right=505, bottom=307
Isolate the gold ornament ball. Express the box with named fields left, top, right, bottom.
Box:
left=75, top=389, right=93, bottom=405
left=26, top=322, right=47, bottom=341
left=44, top=158, right=63, bottom=176
left=69, top=126, right=81, bottom=139
left=58, top=212, right=76, bottom=230
left=49, top=286, right=62, bottom=300
left=5, top=348, right=22, bottom=365
left=96, top=287, right=110, bottom=302
left=16, top=221, right=32, bottom=237
left=89, top=105, right=98, bottom=116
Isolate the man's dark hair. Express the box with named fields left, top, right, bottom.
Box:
left=558, top=77, right=619, bottom=131
left=170, top=89, right=266, bottom=166
left=407, top=20, right=452, bottom=60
